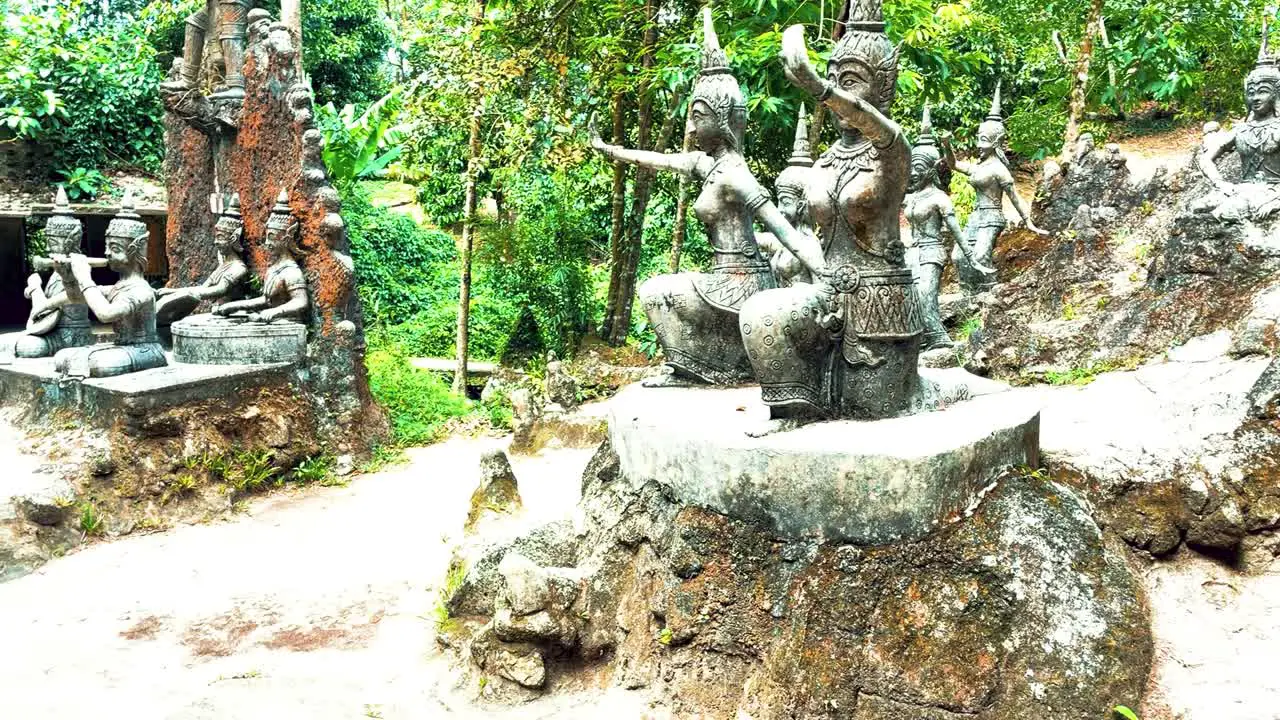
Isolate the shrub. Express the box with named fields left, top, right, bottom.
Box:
left=366, top=345, right=470, bottom=446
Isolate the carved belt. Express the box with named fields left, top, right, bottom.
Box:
left=833, top=266, right=924, bottom=367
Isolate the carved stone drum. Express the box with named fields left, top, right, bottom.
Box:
left=172, top=314, right=305, bottom=365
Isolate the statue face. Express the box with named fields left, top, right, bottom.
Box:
left=1247, top=80, right=1278, bottom=119
left=828, top=59, right=873, bottom=133
left=104, top=234, right=132, bottom=272
left=690, top=99, right=723, bottom=152
left=265, top=221, right=294, bottom=257
left=977, top=120, right=1004, bottom=158
left=776, top=185, right=803, bottom=224
left=214, top=219, right=241, bottom=252
left=47, top=229, right=79, bottom=255
left=909, top=157, right=936, bottom=192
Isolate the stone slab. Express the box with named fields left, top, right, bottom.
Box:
left=607, top=377, right=1041, bottom=545
left=0, top=356, right=294, bottom=427
left=172, top=314, right=306, bottom=365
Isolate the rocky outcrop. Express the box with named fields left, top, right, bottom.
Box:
left=444, top=440, right=1152, bottom=718
left=969, top=136, right=1280, bottom=381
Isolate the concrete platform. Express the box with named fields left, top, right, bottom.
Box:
left=607, top=373, right=1042, bottom=545
left=0, top=356, right=295, bottom=427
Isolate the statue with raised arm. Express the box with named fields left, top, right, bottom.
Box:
left=738, top=1, right=925, bottom=425
left=941, top=83, right=1048, bottom=293
left=0, top=188, right=93, bottom=364
left=756, top=105, right=824, bottom=288
left=588, top=8, right=822, bottom=386
left=1194, top=18, right=1280, bottom=222
left=52, top=192, right=168, bottom=378
left=905, top=105, right=985, bottom=350
left=156, top=193, right=249, bottom=327
left=214, top=189, right=310, bottom=324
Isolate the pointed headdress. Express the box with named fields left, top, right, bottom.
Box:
left=689, top=6, right=748, bottom=150
left=828, top=0, right=899, bottom=114
left=106, top=190, right=149, bottom=262
left=44, top=186, right=82, bottom=244
left=911, top=104, right=941, bottom=166
left=1248, top=14, right=1280, bottom=91
left=978, top=80, right=1007, bottom=143
left=777, top=105, right=814, bottom=196
left=267, top=188, right=294, bottom=231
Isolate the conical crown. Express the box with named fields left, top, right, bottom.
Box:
left=987, top=80, right=1004, bottom=122
left=1246, top=14, right=1280, bottom=90
left=699, top=6, right=731, bottom=76
left=846, top=0, right=885, bottom=33
left=45, top=186, right=82, bottom=240
left=788, top=105, right=813, bottom=167
left=223, top=193, right=242, bottom=220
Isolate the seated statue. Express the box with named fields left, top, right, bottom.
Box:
left=52, top=192, right=167, bottom=378
left=739, top=9, right=925, bottom=424
left=214, top=189, right=310, bottom=324
left=156, top=193, right=248, bottom=326
left=160, top=0, right=250, bottom=100
left=904, top=105, right=986, bottom=350
left=756, top=105, right=824, bottom=288
left=1195, top=22, right=1280, bottom=222
left=0, top=188, right=93, bottom=363
left=940, top=83, right=1047, bottom=293
left=589, top=9, right=822, bottom=387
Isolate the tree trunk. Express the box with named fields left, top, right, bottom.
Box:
left=669, top=121, right=694, bottom=272
left=602, top=0, right=658, bottom=346
left=453, top=106, right=482, bottom=395
left=601, top=92, right=628, bottom=339
left=1062, top=0, right=1104, bottom=158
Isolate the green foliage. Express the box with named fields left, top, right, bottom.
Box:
left=432, top=560, right=468, bottom=632
left=1113, top=706, right=1140, bottom=720
left=1, top=0, right=166, bottom=175
left=78, top=502, right=104, bottom=536
left=254, top=0, right=394, bottom=107
left=292, top=455, right=338, bottom=486
left=949, top=171, right=977, bottom=227
left=56, top=168, right=110, bottom=201
left=366, top=345, right=470, bottom=446
left=956, top=314, right=983, bottom=343
left=315, top=89, right=407, bottom=195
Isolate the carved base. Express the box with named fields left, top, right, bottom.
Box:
left=172, top=314, right=306, bottom=365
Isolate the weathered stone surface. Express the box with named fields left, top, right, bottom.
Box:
left=12, top=475, right=74, bottom=527
left=466, top=450, right=523, bottom=531
left=171, top=314, right=306, bottom=365
left=607, top=380, right=1040, bottom=544
left=163, top=12, right=385, bottom=455
left=450, top=441, right=1151, bottom=718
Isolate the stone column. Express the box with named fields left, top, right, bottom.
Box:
left=281, top=0, right=303, bottom=74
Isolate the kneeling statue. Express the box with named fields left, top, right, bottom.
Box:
left=0, top=188, right=93, bottom=363
left=156, top=192, right=249, bottom=326
left=589, top=8, right=823, bottom=387
left=53, top=193, right=167, bottom=378
left=214, top=189, right=310, bottom=324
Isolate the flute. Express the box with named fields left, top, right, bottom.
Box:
left=31, top=255, right=110, bottom=272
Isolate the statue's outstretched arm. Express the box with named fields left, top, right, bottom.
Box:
left=779, top=25, right=898, bottom=148
left=1003, top=175, right=1048, bottom=235
left=589, top=114, right=703, bottom=177
left=939, top=133, right=974, bottom=176
left=261, top=287, right=308, bottom=322
left=1197, top=130, right=1237, bottom=193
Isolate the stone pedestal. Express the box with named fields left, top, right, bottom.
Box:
left=607, top=376, right=1040, bottom=545
left=171, top=314, right=306, bottom=365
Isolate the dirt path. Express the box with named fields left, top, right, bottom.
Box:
left=0, top=436, right=652, bottom=719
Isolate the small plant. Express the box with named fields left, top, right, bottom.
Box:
left=1062, top=302, right=1078, bottom=321
left=657, top=627, right=674, bottom=646
left=224, top=449, right=281, bottom=493
left=1113, top=706, right=1140, bottom=720
left=432, top=561, right=469, bottom=632
left=1134, top=242, right=1152, bottom=264
left=292, top=455, right=335, bottom=485
left=52, top=494, right=75, bottom=509
left=78, top=502, right=104, bottom=536
left=955, top=314, right=983, bottom=342
left=1096, top=296, right=1110, bottom=310
left=55, top=169, right=110, bottom=201
left=363, top=704, right=384, bottom=719
left=1139, top=201, right=1155, bottom=217
left=161, top=473, right=199, bottom=504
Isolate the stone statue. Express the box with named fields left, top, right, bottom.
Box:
left=904, top=105, right=984, bottom=350
left=738, top=2, right=926, bottom=423
left=588, top=8, right=823, bottom=387
left=51, top=192, right=168, bottom=378
left=214, top=189, right=310, bottom=324
left=1195, top=19, right=1280, bottom=222
left=756, top=105, right=824, bottom=287
left=156, top=193, right=248, bottom=326
left=160, top=0, right=251, bottom=100
left=941, top=83, right=1048, bottom=293
left=0, top=188, right=93, bottom=364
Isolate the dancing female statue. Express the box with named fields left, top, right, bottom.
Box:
left=589, top=8, right=823, bottom=386
left=53, top=192, right=168, bottom=378
left=940, top=83, right=1047, bottom=293
left=1196, top=18, right=1280, bottom=222
left=756, top=105, right=824, bottom=288
left=156, top=193, right=249, bottom=326
left=0, top=188, right=93, bottom=363
left=739, top=0, right=926, bottom=425
left=214, top=189, right=310, bottom=324
left=904, top=105, right=986, bottom=350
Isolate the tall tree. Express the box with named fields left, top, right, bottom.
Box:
left=454, top=0, right=488, bottom=395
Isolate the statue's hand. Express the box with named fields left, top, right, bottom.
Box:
left=156, top=287, right=176, bottom=297
left=588, top=113, right=609, bottom=154
left=68, top=253, right=94, bottom=287
left=780, top=25, right=825, bottom=97
left=253, top=309, right=278, bottom=324
left=25, top=274, right=42, bottom=299
left=213, top=303, right=233, bottom=316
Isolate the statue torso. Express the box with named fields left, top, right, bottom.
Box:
left=694, top=155, right=767, bottom=269
left=809, top=136, right=909, bottom=271
left=264, top=258, right=306, bottom=308
left=107, top=276, right=159, bottom=345
left=45, top=273, right=91, bottom=330
left=1236, top=117, right=1280, bottom=184
left=970, top=157, right=1010, bottom=209
left=905, top=187, right=947, bottom=243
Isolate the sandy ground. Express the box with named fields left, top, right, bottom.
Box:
left=0, top=435, right=655, bottom=719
